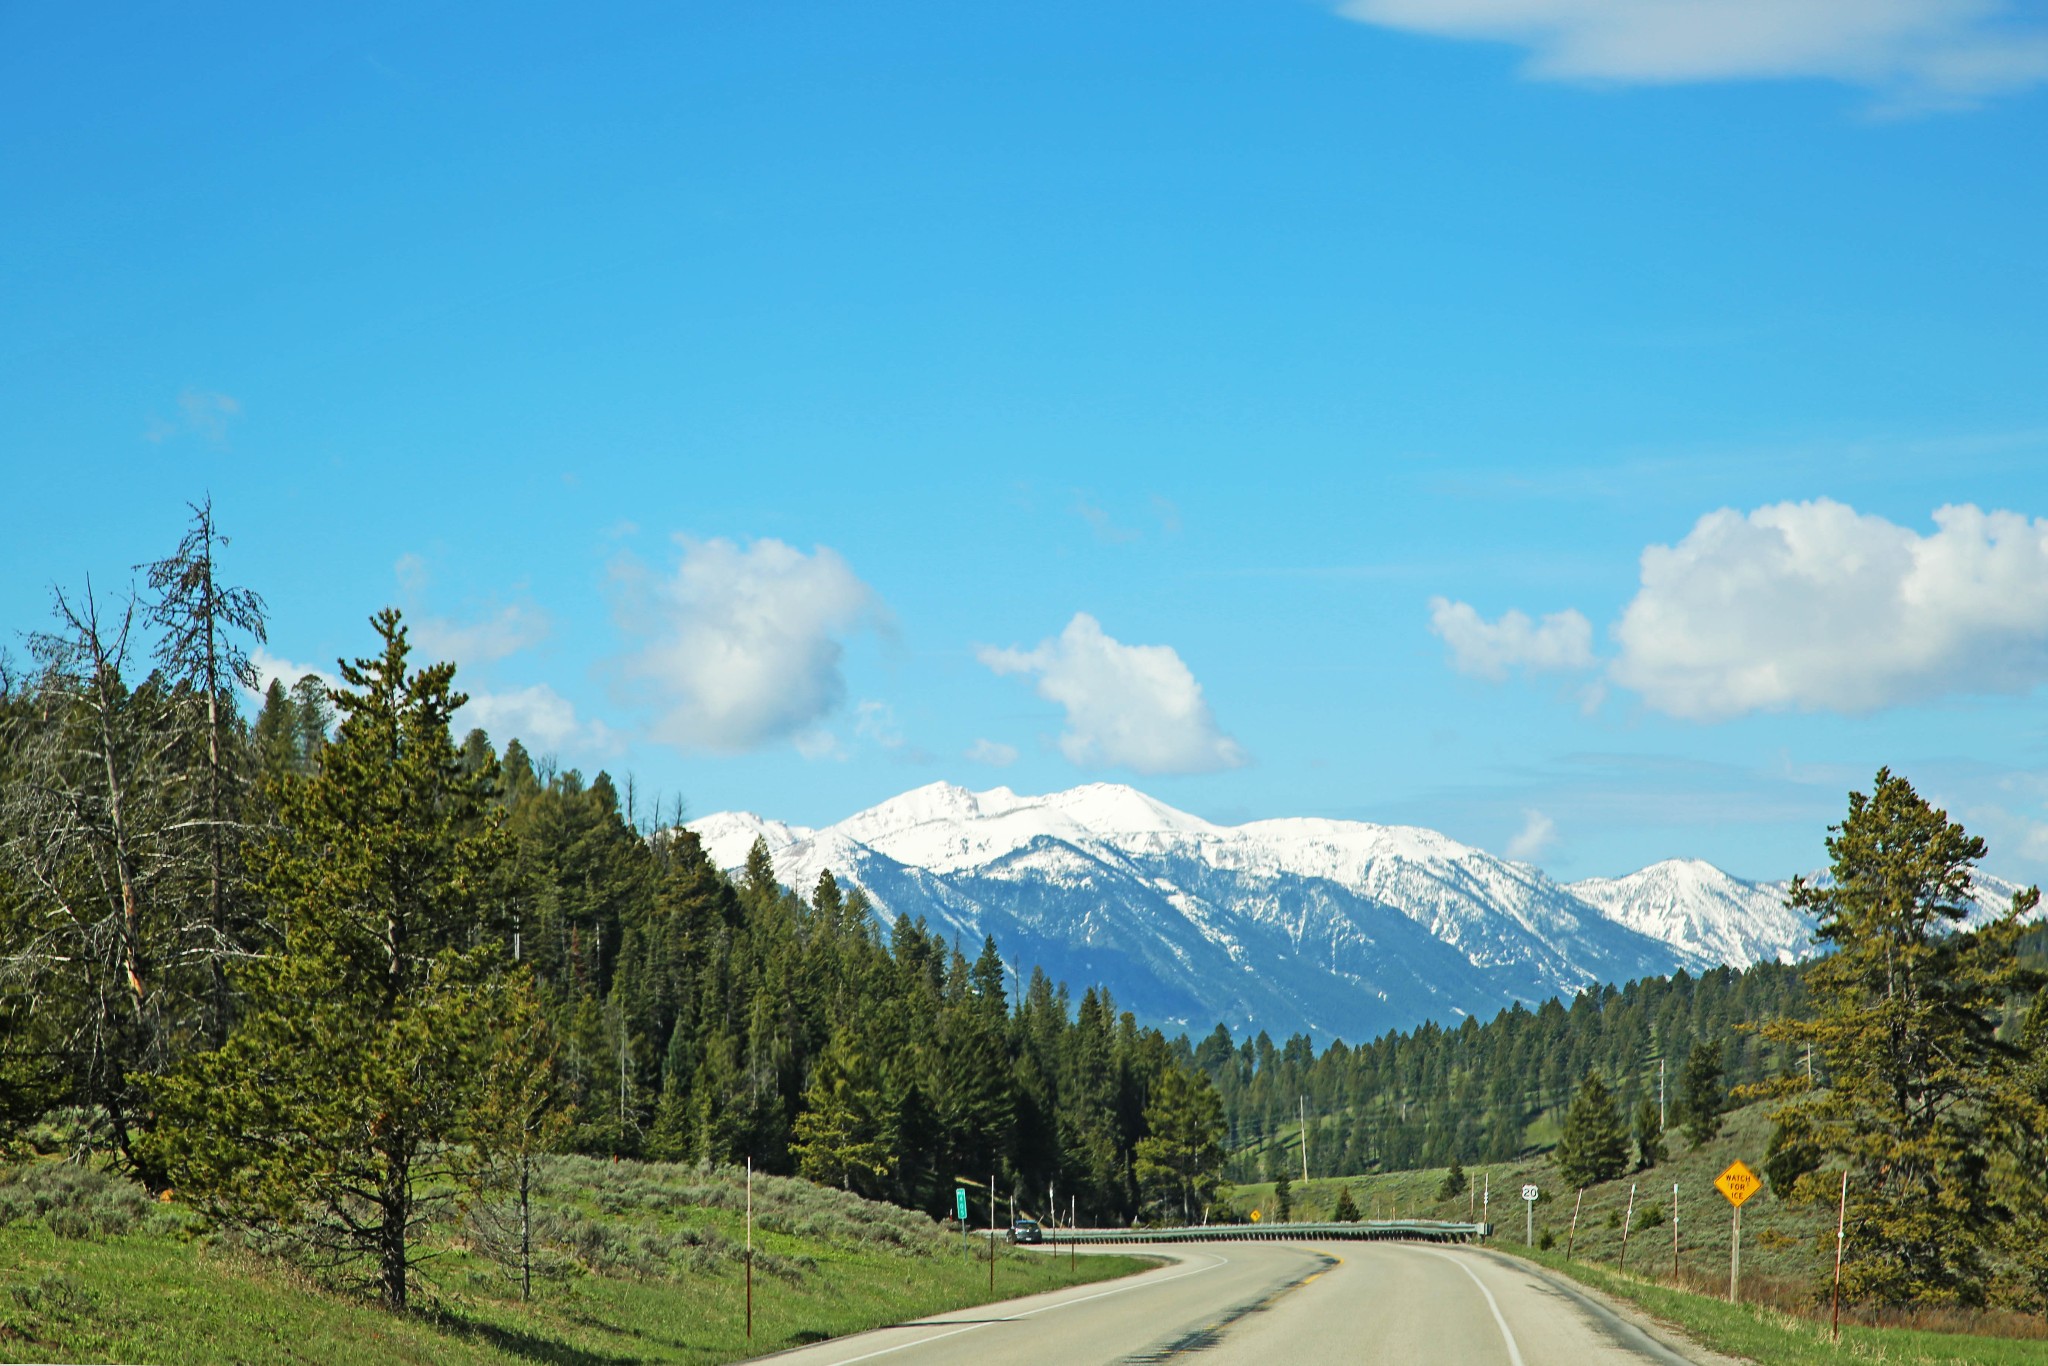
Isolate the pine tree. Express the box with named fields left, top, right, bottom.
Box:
left=1437, top=1157, right=1467, bottom=1201
left=1555, top=1073, right=1627, bottom=1187
left=251, top=679, right=299, bottom=784
left=1677, top=1041, right=1725, bottom=1147
left=1762, top=770, right=2041, bottom=1308
left=288, top=673, right=333, bottom=768
left=1331, top=1184, right=1361, bottom=1222
left=1634, top=1098, right=1667, bottom=1170
left=791, top=1029, right=892, bottom=1192
left=1133, top=1065, right=1226, bottom=1223
left=145, top=610, right=542, bottom=1310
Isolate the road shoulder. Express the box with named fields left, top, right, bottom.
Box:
left=740, top=1247, right=1184, bottom=1364
left=1476, top=1249, right=1749, bottom=1366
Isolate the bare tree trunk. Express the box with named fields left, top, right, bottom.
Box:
left=95, top=675, right=147, bottom=1014
left=381, top=1137, right=411, bottom=1311
left=519, top=1157, right=532, bottom=1302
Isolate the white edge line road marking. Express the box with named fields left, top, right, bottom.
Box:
left=1421, top=1248, right=1526, bottom=1366
left=808, top=1250, right=1232, bottom=1366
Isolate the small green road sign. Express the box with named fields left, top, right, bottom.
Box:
left=956, top=1187, right=969, bottom=1222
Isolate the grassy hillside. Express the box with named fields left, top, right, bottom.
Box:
left=1231, top=1100, right=1824, bottom=1280
left=0, top=1156, right=1144, bottom=1365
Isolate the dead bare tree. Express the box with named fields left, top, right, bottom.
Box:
left=0, top=582, right=182, bottom=1171
left=141, top=496, right=268, bottom=1042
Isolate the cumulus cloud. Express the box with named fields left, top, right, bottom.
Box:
left=458, top=683, right=620, bottom=757
left=1428, top=597, right=1596, bottom=680
left=612, top=537, right=882, bottom=753
left=977, top=613, right=1248, bottom=775
left=1334, top=0, right=2048, bottom=106
left=966, top=738, right=1019, bottom=767
left=1505, top=808, right=1558, bottom=860
left=1611, top=500, right=2048, bottom=720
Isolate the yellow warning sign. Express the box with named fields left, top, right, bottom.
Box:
left=1249, top=1208, right=1262, bottom=1222
left=1715, top=1160, right=1762, bottom=1208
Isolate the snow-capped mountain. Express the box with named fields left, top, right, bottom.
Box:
left=1565, top=860, right=2035, bottom=970
left=1566, top=860, right=1804, bottom=967
left=688, top=782, right=2033, bottom=1044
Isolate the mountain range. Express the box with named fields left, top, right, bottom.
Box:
left=688, top=781, right=2028, bottom=1044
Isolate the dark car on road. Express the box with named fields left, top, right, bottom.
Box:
left=1006, top=1218, right=1044, bottom=1245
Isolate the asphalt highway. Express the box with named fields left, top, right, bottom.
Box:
left=755, top=1241, right=1713, bottom=1366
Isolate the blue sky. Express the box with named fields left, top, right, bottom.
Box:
left=6, top=0, right=2048, bottom=884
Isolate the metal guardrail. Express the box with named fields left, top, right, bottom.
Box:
left=1044, top=1220, right=1492, bottom=1245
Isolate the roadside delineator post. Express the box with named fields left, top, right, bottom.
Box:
left=1618, top=1183, right=1636, bottom=1274
left=745, top=1157, right=754, bottom=1340
left=1831, top=1170, right=1849, bottom=1341
left=1566, top=1188, right=1583, bottom=1260
left=1671, top=1182, right=1679, bottom=1279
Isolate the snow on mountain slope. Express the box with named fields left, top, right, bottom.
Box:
left=1962, top=873, right=2037, bottom=929
left=690, top=783, right=1683, bottom=1041
left=1568, top=860, right=1805, bottom=967
left=1568, top=862, right=2041, bottom=969
left=686, top=782, right=2038, bottom=1043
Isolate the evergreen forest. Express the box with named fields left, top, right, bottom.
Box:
left=8, top=507, right=2048, bottom=1316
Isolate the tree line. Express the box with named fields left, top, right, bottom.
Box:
left=1195, top=955, right=1806, bottom=1184
left=0, top=507, right=1230, bottom=1307
left=8, top=508, right=2048, bottom=1314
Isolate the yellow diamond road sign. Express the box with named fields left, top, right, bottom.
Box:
left=1715, top=1160, right=1761, bottom=1208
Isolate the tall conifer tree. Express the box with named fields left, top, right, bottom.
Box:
left=147, top=610, right=546, bottom=1309
left=1763, top=770, right=2041, bottom=1307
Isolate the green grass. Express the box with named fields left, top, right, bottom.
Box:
left=1231, top=1101, right=1827, bottom=1280
left=1505, top=1248, right=2048, bottom=1366
left=1228, top=1098, right=2048, bottom=1361
left=0, top=1158, right=1146, bottom=1365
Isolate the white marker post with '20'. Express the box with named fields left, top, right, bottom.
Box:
left=1522, top=1184, right=1538, bottom=1245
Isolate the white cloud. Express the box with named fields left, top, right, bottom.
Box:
left=1334, top=0, right=2048, bottom=106
left=966, top=738, right=1019, bottom=767
left=410, top=603, right=551, bottom=666
left=854, top=700, right=905, bottom=749
left=391, top=554, right=551, bottom=665
left=977, top=613, right=1248, bottom=775
left=1505, top=808, right=1557, bottom=860
left=1428, top=597, right=1595, bottom=680
left=792, top=729, right=849, bottom=762
left=250, top=647, right=614, bottom=757
left=1611, top=500, right=2048, bottom=719
left=247, top=647, right=339, bottom=699
left=458, top=683, right=620, bottom=757
left=612, top=537, right=882, bottom=753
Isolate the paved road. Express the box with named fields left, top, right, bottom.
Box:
left=755, top=1241, right=1710, bottom=1366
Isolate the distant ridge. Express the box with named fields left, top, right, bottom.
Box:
left=689, top=782, right=2031, bottom=1043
